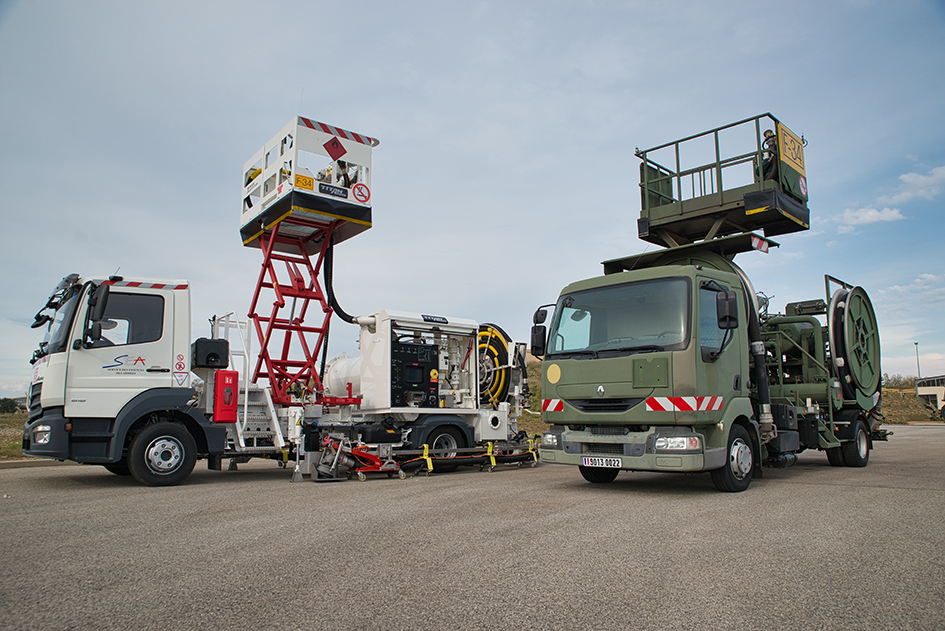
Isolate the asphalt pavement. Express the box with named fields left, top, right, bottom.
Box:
left=1, top=425, right=943, bottom=630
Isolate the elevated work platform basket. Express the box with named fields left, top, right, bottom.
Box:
left=636, top=113, right=809, bottom=249
left=240, top=117, right=379, bottom=255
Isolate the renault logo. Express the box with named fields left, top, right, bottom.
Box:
left=597, top=385, right=605, bottom=398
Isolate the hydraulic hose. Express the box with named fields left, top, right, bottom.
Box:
left=323, top=235, right=357, bottom=324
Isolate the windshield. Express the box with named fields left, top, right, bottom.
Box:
left=45, top=292, right=81, bottom=355
left=33, top=276, right=84, bottom=360
left=547, top=277, right=690, bottom=357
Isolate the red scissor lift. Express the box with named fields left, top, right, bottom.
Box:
left=240, top=117, right=378, bottom=407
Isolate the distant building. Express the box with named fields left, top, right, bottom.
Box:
left=915, top=375, right=945, bottom=412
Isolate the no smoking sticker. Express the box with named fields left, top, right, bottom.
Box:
left=352, top=182, right=371, bottom=203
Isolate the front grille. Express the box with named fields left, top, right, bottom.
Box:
left=568, top=398, right=642, bottom=413
left=589, top=426, right=629, bottom=436
left=29, top=382, right=42, bottom=420
left=585, top=443, right=623, bottom=455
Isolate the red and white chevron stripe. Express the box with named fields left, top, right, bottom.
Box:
left=750, top=235, right=769, bottom=253
left=102, top=280, right=188, bottom=290
left=299, top=117, right=378, bottom=147
left=645, top=396, right=724, bottom=412
left=542, top=399, right=564, bottom=412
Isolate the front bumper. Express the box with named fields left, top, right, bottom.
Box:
left=22, top=408, right=70, bottom=460
left=540, top=426, right=725, bottom=472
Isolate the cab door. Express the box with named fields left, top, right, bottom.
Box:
left=695, top=278, right=743, bottom=421
left=64, top=288, right=174, bottom=418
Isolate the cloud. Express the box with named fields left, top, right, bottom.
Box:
left=878, top=164, right=945, bottom=205
left=834, top=206, right=906, bottom=233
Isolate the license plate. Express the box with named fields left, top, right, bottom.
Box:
left=582, top=457, right=621, bottom=468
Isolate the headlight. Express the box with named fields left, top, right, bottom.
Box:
left=541, top=432, right=561, bottom=449
left=33, top=425, right=52, bottom=445
left=654, top=435, right=701, bottom=451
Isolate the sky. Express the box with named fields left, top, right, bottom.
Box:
left=1, top=0, right=944, bottom=400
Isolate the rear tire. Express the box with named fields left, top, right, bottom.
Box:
left=710, top=424, right=753, bottom=492
left=826, top=447, right=846, bottom=466
left=426, top=426, right=465, bottom=473
left=841, top=420, right=870, bottom=467
left=579, top=466, right=619, bottom=484
left=103, top=462, right=131, bottom=476
left=128, top=422, right=197, bottom=486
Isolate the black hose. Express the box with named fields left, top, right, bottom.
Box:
left=323, top=235, right=357, bottom=324
left=744, top=290, right=775, bottom=441
left=746, top=304, right=771, bottom=409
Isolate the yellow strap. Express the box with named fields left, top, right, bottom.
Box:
left=422, top=444, right=433, bottom=471
left=527, top=438, right=539, bottom=462
left=487, top=442, right=496, bottom=467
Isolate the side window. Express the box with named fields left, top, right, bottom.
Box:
left=699, top=287, right=726, bottom=354
left=97, top=293, right=164, bottom=346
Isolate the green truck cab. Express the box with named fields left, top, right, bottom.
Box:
left=532, top=114, right=885, bottom=492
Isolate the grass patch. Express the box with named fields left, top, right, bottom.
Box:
left=0, top=413, right=25, bottom=460
left=882, top=389, right=941, bottom=424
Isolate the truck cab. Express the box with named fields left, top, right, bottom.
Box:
left=24, top=274, right=226, bottom=484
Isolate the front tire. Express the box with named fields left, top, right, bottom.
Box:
left=579, top=466, right=619, bottom=484
left=711, top=424, right=754, bottom=492
left=128, top=422, right=197, bottom=486
left=841, top=420, right=870, bottom=467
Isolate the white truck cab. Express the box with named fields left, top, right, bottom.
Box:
left=24, top=274, right=226, bottom=484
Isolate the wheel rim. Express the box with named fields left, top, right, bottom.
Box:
left=432, top=432, right=458, bottom=457
left=729, top=437, right=752, bottom=480
left=856, top=428, right=868, bottom=459
left=145, top=436, right=184, bottom=475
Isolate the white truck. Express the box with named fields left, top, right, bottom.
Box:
left=22, top=117, right=536, bottom=485
left=23, top=276, right=533, bottom=485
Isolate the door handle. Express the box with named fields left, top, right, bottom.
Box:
left=146, top=367, right=170, bottom=373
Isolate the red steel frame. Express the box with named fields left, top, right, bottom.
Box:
left=247, top=216, right=337, bottom=406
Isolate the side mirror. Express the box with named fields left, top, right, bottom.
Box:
left=717, top=290, right=738, bottom=329
left=530, top=325, right=547, bottom=358
left=89, top=284, right=110, bottom=322
left=82, top=284, right=110, bottom=347
left=533, top=309, right=547, bottom=325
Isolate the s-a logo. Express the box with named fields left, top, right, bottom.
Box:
left=103, top=355, right=128, bottom=369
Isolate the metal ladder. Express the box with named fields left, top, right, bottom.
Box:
left=211, top=313, right=285, bottom=452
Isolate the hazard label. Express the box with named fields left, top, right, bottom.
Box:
left=352, top=182, right=371, bottom=203
left=323, top=137, right=347, bottom=161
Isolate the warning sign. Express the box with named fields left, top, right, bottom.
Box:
left=352, top=182, right=371, bottom=203
left=323, top=137, right=348, bottom=161
left=295, top=174, right=314, bottom=191
left=777, top=123, right=805, bottom=176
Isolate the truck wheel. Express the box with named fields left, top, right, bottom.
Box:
left=427, top=426, right=464, bottom=472
left=579, top=466, right=619, bottom=484
left=841, top=420, right=870, bottom=467
left=128, top=422, right=197, bottom=486
left=103, top=462, right=131, bottom=476
left=826, top=447, right=846, bottom=466
left=710, top=424, right=753, bottom=492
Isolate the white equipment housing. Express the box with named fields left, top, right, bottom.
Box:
left=240, top=117, right=379, bottom=252
left=323, top=310, right=519, bottom=443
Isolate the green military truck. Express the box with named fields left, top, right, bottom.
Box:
left=532, top=114, right=886, bottom=492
